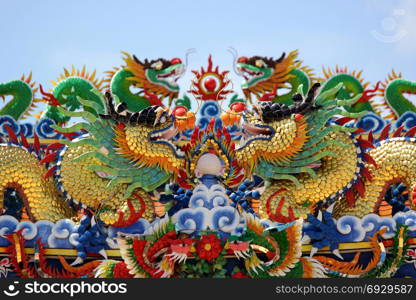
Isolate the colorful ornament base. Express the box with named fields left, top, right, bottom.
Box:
left=1, top=51, right=416, bottom=278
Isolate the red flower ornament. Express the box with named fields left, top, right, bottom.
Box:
left=231, top=272, right=250, bottom=278
left=196, top=234, right=222, bottom=261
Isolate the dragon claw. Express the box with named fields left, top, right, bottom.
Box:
left=317, top=210, right=323, bottom=221
left=332, top=249, right=344, bottom=260
left=326, top=203, right=335, bottom=214
left=70, top=257, right=84, bottom=266
left=267, top=195, right=297, bottom=223
left=301, top=234, right=311, bottom=244
left=111, top=194, right=145, bottom=227
left=105, top=238, right=118, bottom=249
left=310, top=247, right=318, bottom=257
left=98, top=249, right=108, bottom=260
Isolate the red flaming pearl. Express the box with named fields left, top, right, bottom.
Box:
left=173, top=106, right=188, bottom=117
left=170, top=58, right=182, bottom=65
left=203, top=77, right=217, bottom=92
left=230, top=102, right=246, bottom=113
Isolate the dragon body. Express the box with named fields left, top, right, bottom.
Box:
left=42, top=70, right=105, bottom=124
left=53, top=95, right=183, bottom=225
left=0, top=73, right=42, bottom=120
left=374, top=71, right=416, bottom=120
left=232, top=52, right=416, bottom=220
left=235, top=81, right=416, bottom=220
left=0, top=52, right=187, bottom=225
left=0, top=94, right=183, bottom=225
left=51, top=90, right=184, bottom=225
left=0, top=140, right=74, bottom=221
left=235, top=52, right=375, bottom=113
left=1, top=51, right=415, bottom=278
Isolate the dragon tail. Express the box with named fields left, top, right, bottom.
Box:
left=0, top=125, right=75, bottom=221
left=336, top=124, right=416, bottom=217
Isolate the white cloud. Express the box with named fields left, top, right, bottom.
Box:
left=369, top=0, right=416, bottom=53
left=396, top=0, right=416, bottom=53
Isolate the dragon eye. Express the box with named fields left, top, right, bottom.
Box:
left=255, top=59, right=266, bottom=68
left=151, top=60, right=163, bottom=70
left=170, top=58, right=182, bottom=65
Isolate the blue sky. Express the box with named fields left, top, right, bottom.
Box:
left=1, top=0, right=415, bottom=116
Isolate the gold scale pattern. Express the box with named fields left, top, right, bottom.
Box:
left=258, top=131, right=358, bottom=218
left=0, top=145, right=74, bottom=221
left=337, top=137, right=416, bottom=217
left=59, top=144, right=155, bottom=225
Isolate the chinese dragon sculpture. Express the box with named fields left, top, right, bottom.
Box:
left=0, top=49, right=415, bottom=278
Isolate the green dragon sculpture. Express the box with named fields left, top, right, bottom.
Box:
left=0, top=91, right=184, bottom=225
left=373, top=70, right=416, bottom=120
left=39, top=52, right=185, bottom=124
left=235, top=51, right=416, bottom=120
left=234, top=79, right=416, bottom=220
left=0, top=73, right=42, bottom=120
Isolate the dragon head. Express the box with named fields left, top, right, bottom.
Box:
left=101, top=93, right=185, bottom=174
left=123, top=53, right=185, bottom=102
left=235, top=84, right=321, bottom=173
left=234, top=51, right=298, bottom=101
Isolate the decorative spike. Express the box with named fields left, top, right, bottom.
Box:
left=39, top=152, right=57, bottom=165
left=190, top=127, right=200, bottom=144
left=357, top=137, right=375, bottom=149
left=354, top=179, right=365, bottom=198
left=345, top=189, right=355, bottom=207
left=216, top=128, right=222, bottom=139
left=19, top=132, right=30, bottom=149
left=352, top=128, right=366, bottom=134
left=39, top=84, right=60, bottom=106
left=222, top=127, right=230, bottom=141
left=361, top=167, right=373, bottom=181
left=178, top=169, right=188, bottom=180
left=405, top=125, right=416, bottom=137
left=363, top=153, right=377, bottom=167
left=207, top=118, right=215, bottom=133
left=46, top=143, right=64, bottom=151
left=43, top=166, right=57, bottom=179
left=4, top=125, right=18, bottom=144
left=56, top=131, right=78, bottom=140
left=335, top=117, right=354, bottom=125
left=379, top=123, right=391, bottom=141
left=393, top=125, right=404, bottom=137
left=368, top=131, right=374, bottom=144
left=33, top=133, right=40, bottom=153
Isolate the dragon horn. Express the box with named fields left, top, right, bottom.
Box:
left=132, top=54, right=147, bottom=67
left=287, top=83, right=322, bottom=115
left=305, top=82, right=321, bottom=103
left=274, top=52, right=286, bottom=64
left=100, top=91, right=131, bottom=123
